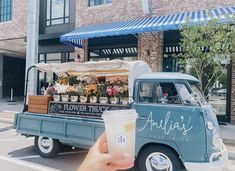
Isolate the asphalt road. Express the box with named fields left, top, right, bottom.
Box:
left=0, top=122, right=234, bottom=171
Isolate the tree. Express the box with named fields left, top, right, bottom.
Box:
left=179, top=16, right=235, bottom=96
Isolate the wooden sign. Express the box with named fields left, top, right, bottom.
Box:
left=49, top=102, right=130, bottom=118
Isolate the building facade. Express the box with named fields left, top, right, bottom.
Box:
left=0, top=0, right=27, bottom=98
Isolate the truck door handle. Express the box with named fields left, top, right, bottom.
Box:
left=139, top=116, right=147, bottom=120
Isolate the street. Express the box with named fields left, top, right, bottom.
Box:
left=0, top=122, right=138, bottom=171
left=0, top=122, right=235, bottom=171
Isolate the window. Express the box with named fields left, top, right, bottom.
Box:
left=159, top=82, right=181, bottom=104
left=89, top=0, right=112, bottom=7
left=139, top=82, right=154, bottom=103
left=46, top=0, right=69, bottom=26
left=0, top=0, right=12, bottom=22
left=175, top=83, right=191, bottom=104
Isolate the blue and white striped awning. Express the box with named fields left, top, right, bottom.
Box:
left=60, top=6, right=235, bottom=47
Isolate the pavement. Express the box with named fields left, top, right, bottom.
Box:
left=0, top=98, right=235, bottom=160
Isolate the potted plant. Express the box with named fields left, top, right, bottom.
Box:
left=78, top=83, right=87, bottom=103
left=85, top=84, right=98, bottom=103
left=119, top=85, right=129, bottom=105
left=67, top=85, right=79, bottom=102
left=98, top=83, right=108, bottom=104
left=107, top=85, right=120, bottom=104
left=54, top=83, right=70, bottom=102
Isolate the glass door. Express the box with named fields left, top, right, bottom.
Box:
left=209, top=64, right=231, bottom=123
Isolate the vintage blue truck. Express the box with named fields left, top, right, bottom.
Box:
left=14, top=60, right=228, bottom=171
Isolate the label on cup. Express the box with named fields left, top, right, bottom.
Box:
left=115, top=134, right=128, bottom=145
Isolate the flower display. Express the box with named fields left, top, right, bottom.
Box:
left=57, top=76, right=69, bottom=85
left=54, top=83, right=70, bottom=95
left=53, top=74, right=129, bottom=104
left=68, top=75, right=79, bottom=85
left=67, top=85, right=79, bottom=96
left=106, top=86, right=120, bottom=97
left=119, top=85, right=129, bottom=98
left=45, top=86, right=56, bottom=95
left=106, top=76, right=128, bottom=85
left=98, top=83, right=108, bottom=97
left=85, top=84, right=98, bottom=96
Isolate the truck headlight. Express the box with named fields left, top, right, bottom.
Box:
left=212, top=132, right=221, bottom=149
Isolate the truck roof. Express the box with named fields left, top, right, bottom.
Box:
left=137, top=72, right=199, bottom=82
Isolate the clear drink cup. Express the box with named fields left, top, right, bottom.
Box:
left=102, top=109, right=138, bottom=166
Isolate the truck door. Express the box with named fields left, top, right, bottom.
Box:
left=134, top=80, right=207, bottom=164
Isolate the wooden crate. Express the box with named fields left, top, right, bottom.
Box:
left=28, top=95, right=53, bottom=114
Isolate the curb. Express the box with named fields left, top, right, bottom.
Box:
left=223, top=138, right=235, bottom=146
left=229, top=151, right=235, bottom=160
left=0, top=118, right=13, bottom=124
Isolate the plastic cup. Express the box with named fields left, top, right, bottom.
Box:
left=102, top=109, right=138, bottom=166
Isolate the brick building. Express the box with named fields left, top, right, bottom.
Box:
left=0, top=0, right=27, bottom=98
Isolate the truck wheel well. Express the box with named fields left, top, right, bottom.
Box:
left=137, top=143, right=185, bottom=167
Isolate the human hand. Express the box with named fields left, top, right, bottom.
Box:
left=77, top=132, right=134, bottom=171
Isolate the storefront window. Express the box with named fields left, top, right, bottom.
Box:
left=88, top=0, right=112, bottom=7
left=46, top=0, right=69, bottom=26
left=209, top=66, right=230, bottom=120
left=0, top=0, right=12, bottom=22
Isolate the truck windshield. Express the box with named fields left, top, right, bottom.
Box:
left=190, top=83, right=207, bottom=104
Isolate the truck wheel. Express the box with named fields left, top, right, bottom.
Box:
left=34, top=136, right=61, bottom=158
left=138, top=145, right=184, bottom=171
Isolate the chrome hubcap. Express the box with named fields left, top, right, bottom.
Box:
left=146, top=152, right=173, bottom=171
left=38, top=136, right=53, bottom=154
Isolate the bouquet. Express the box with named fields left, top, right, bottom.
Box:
left=119, top=85, right=129, bottom=98
left=85, top=84, right=98, bottom=96
left=45, top=86, right=56, bottom=95
left=106, top=86, right=120, bottom=97
left=67, top=85, right=79, bottom=96
left=54, top=83, right=70, bottom=95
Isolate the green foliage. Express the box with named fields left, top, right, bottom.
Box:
left=98, top=83, right=108, bottom=97
left=179, top=15, right=235, bottom=95
left=68, top=75, right=79, bottom=85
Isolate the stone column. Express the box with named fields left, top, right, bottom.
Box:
left=0, top=55, right=3, bottom=98
left=25, top=0, right=39, bottom=100
left=138, top=32, right=164, bottom=72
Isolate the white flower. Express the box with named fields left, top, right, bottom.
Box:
left=54, top=83, right=70, bottom=94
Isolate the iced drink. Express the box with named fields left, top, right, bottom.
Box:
left=102, top=109, right=138, bottom=166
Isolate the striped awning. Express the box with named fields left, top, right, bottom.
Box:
left=60, top=6, right=235, bottom=47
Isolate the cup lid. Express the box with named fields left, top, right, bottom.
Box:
left=102, top=109, right=138, bottom=120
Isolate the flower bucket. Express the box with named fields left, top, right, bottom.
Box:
left=120, top=97, right=129, bottom=105
left=110, top=97, right=119, bottom=104
left=53, top=95, right=60, bottom=102
left=61, top=94, right=69, bottom=102
left=70, top=95, right=78, bottom=102
left=90, top=96, right=98, bottom=103
left=80, top=96, right=87, bottom=103
left=99, top=97, right=108, bottom=104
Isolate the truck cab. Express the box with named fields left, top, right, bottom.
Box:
left=133, top=72, right=227, bottom=171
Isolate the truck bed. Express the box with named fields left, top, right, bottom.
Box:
left=13, top=112, right=105, bottom=148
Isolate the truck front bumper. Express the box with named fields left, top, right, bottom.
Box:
left=184, top=143, right=228, bottom=171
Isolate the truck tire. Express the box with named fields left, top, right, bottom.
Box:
left=138, top=145, right=184, bottom=171
left=34, top=136, right=61, bottom=158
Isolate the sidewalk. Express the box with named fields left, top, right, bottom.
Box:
left=0, top=98, right=23, bottom=124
